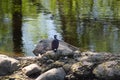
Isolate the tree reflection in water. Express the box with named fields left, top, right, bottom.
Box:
left=0, top=0, right=120, bottom=56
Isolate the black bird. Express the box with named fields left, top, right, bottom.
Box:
left=51, top=35, right=59, bottom=52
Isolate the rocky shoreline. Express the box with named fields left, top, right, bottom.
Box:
left=0, top=40, right=120, bottom=80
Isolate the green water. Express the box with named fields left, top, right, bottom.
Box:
left=0, top=0, right=120, bottom=56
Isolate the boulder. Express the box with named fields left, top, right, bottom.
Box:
left=0, top=54, right=19, bottom=76
left=93, top=60, right=120, bottom=80
left=33, top=40, right=52, bottom=56
left=22, top=64, right=41, bottom=78
left=71, top=61, right=94, bottom=79
left=35, top=67, right=66, bottom=80
left=33, top=39, right=79, bottom=56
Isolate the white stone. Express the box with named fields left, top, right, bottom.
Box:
left=36, top=67, right=66, bottom=80
left=22, top=64, right=41, bottom=76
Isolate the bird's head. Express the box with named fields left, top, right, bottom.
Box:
left=54, top=35, right=57, bottom=39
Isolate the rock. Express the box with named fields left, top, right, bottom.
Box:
left=33, top=39, right=79, bottom=56
left=65, top=74, right=76, bottom=80
left=73, top=50, right=81, bottom=59
left=53, top=61, right=65, bottom=67
left=93, top=60, right=120, bottom=80
left=35, top=67, right=66, bottom=80
left=71, top=61, right=94, bottom=79
left=0, top=54, right=19, bottom=76
left=33, top=40, right=52, bottom=56
left=42, top=50, right=57, bottom=59
left=22, top=64, right=41, bottom=78
left=57, top=45, right=73, bottom=56
left=78, top=51, right=110, bottom=62
left=43, top=50, right=73, bottom=60
left=39, top=60, right=65, bottom=73
left=88, top=52, right=110, bottom=62
left=63, top=63, right=72, bottom=73
left=56, top=41, right=79, bottom=57
left=46, top=59, right=54, bottom=64
left=0, top=54, right=8, bottom=57
left=81, top=51, right=98, bottom=56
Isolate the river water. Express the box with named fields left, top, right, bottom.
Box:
left=0, top=0, right=120, bottom=56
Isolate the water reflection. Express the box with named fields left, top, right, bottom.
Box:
left=22, top=13, right=62, bottom=56
left=0, top=0, right=120, bottom=56
left=77, top=20, right=120, bottom=53
left=0, top=17, right=14, bottom=56
left=12, top=0, right=23, bottom=54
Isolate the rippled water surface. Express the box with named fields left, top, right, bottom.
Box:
left=0, top=0, right=120, bottom=56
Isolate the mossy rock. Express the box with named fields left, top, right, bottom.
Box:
left=93, top=60, right=120, bottom=80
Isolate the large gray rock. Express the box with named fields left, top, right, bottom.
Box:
left=35, top=67, right=66, bottom=80
left=0, top=54, right=19, bottom=76
left=33, top=39, right=78, bottom=56
left=93, top=60, right=120, bottom=80
left=33, top=40, right=52, bottom=56
left=22, top=64, right=41, bottom=77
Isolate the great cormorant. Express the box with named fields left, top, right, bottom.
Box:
left=51, top=35, right=59, bottom=52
